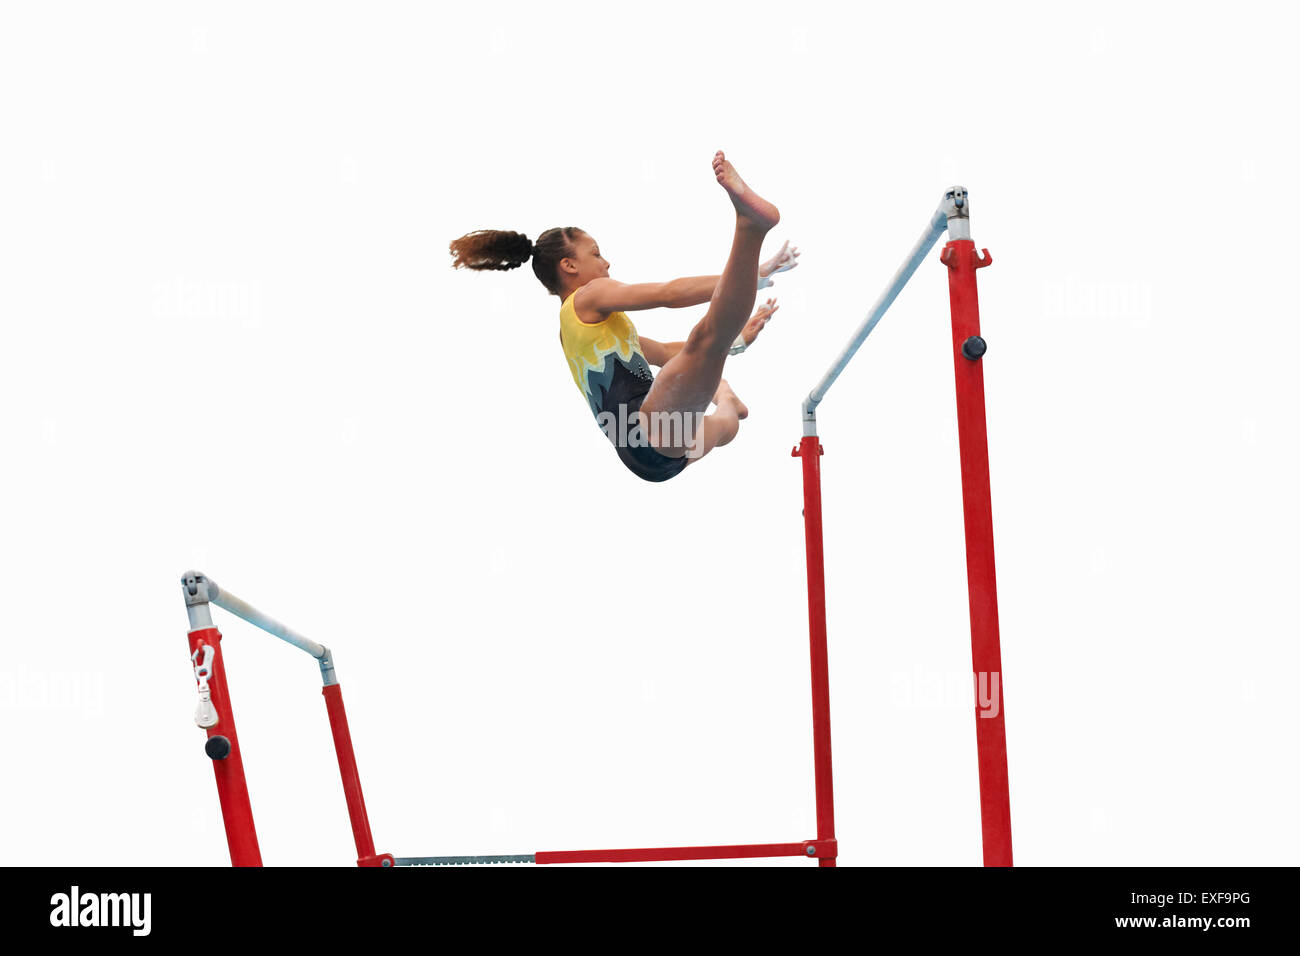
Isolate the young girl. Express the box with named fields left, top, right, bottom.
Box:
left=449, top=151, right=798, bottom=482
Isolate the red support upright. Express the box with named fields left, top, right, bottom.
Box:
left=940, top=239, right=1014, bottom=866
left=187, top=626, right=262, bottom=866
left=794, top=434, right=837, bottom=867
left=322, top=683, right=379, bottom=865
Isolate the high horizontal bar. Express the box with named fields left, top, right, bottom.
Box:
left=801, top=188, right=967, bottom=432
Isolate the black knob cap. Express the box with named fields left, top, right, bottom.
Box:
left=205, top=735, right=232, bottom=760
left=961, top=336, right=987, bottom=360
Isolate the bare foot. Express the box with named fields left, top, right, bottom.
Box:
left=713, top=378, right=749, bottom=420
left=712, top=151, right=780, bottom=230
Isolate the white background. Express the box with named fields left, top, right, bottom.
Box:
left=1, top=1, right=1295, bottom=867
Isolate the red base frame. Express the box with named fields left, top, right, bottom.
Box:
left=536, top=840, right=834, bottom=865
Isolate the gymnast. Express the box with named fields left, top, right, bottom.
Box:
left=449, top=151, right=798, bottom=482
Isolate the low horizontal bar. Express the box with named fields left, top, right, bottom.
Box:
left=211, top=587, right=327, bottom=661
left=535, top=842, right=810, bottom=865
left=182, top=571, right=337, bottom=684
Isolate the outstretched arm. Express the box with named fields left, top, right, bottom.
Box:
left=666, top=241, right=799, bottom=307
left=579, top=276, right=718, bottom=313
left=578, top=240, right=799, bottom=315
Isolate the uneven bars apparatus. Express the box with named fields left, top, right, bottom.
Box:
left=182, top=186, right=1009, bottom=866
left=793, top=186, right=1013, bottom=866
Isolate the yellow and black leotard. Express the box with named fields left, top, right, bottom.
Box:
left=558, top=291, right=689, bottom=482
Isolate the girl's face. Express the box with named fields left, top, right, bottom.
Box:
left=565, top=233, right=610, bottom=284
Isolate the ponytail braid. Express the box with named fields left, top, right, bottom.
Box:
left=449, top=226, right=584, bottom=297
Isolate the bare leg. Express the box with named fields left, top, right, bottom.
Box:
left=682, top=380, right=749, bottom=464
left=640, top=151, right=778, bottom=457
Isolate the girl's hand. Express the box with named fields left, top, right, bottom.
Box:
left=742, top=298, right=780, bottom=346
left=759, top=240, right=800, bottom=279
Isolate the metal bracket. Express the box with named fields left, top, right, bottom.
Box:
left=316, top=645, right=337, bottom=687
left=941, top=246, right=993, bottom=271
left=182, top=571, right=219, bottom=607
left=941, top=186, right=970, bottom=241
left=941, top=185, right=967, bottom=217
left=192, top=644, right=219, bottom=728
left=802, top=838, right=838, bottom=859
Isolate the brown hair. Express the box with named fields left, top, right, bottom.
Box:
left=448, top=227, right=584, bottom=297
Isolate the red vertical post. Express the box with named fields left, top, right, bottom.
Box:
left=321, top=684, right=378, bottom=865
left=187, top=626, right=262, bottom=866
left=940, top=239, right=1013, bottom=866
left=795, top=434, right=837, bottom=866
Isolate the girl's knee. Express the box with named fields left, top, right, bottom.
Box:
left=684, top=319, right=726, bottom=356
